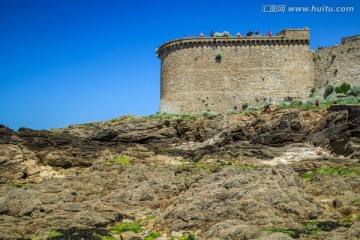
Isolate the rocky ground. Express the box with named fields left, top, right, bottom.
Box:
left=0, top=106, right=359, bottom=240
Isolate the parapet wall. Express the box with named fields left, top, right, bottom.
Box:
left=158, top=29, right=314, bottom=114
left=314, top=36, right=360, bottom=95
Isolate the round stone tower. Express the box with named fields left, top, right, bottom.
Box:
left=157, top=28, right=314, bottom=114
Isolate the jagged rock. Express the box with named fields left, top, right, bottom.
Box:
left=0, top=108, right=359, bottom=239
left=156, top=165, right=323, bottom=232
left=0, top=124, right=16, bottom=144
left=257, top=233, right=294, bottom=240
left=203, top=220, right=263, bottom=239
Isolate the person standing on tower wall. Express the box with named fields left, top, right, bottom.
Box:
left=210, top=30, right=214, bottom=37
left=268, top=30, right=272, bottom=36
left=200, top=32, right=204, bottom=37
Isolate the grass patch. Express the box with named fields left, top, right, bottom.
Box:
left=351, top=199, right=360, bottom=204
left=47, top=230, right=63, bottom=239
left=178, top=162, right=211, bottom=172
left=265, top=221, right=353, bottom=238
left=109, top=221, right=141, bottom=235
left=265, top=228, right=296, bottom=237
left=144, top=231, right=161, bottom=240
left=301, top=166, right=359, bottom=181
left=302, top=221, right=321, bottom=235
left=178, top=233, right=196, bottom=240
left=84, top=122, right=95, bottom=128
left=357, top=215, right=360, bottom=221
left=104, top=157, right=130, bottom=166
left=10, top=183, right=24, bottom=189
left=339, top=215, right=353, bottom=227
left=235, top=165, right=257, bottom=170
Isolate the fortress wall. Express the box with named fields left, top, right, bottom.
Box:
left=159, top=39, right=314, bottom=114
left=314, top=38, right=360, bottom=95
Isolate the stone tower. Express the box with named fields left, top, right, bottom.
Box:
left=157, top=28, right=314, bottom=114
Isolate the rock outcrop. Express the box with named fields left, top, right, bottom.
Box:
left=0, top=108, right=359, bottom=239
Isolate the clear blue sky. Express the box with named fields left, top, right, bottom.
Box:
left=1, top=0, right=359, bottom=130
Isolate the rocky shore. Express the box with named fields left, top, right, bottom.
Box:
left=0, top=106, right=359, bottom=239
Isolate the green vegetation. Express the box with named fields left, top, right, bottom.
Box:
left=225, top=161, right=260, bottom=170
left=178, top=162, right=211, bottom=172
left=201, top=111, right=220, bottom=118
left=243, top=106, right=263, bottom=113
left=144, top=113, right=199, bottom=121
left=47, top=230, right=63, bottom=239
left=144, top=231, right=161, bottom=240
left=215, top=53, right=222, bottom=62
left=109, top=221, right=141, bottom=235
left=301, top=166, right=359, bottom=181
left=357, top=215, right=360, bottom=221
left=265, top=220, right=354, bottom=238
left=84, top=122, right=95, bottom=128
left=302, top=221, right=321, bottom=235
left=104, top=156, right=130, bottom=166
left=330, top=54, right=336, bottom=64
left=178, top=233, right=196, bottom=240
left=351, top=199, right=360, bottom=204
left=349, top=86, right=360, bottom=97
left=10, top=183, right=35, bottom=189
left=309, top=87, right=316, bottom=97
left=335, top=82, right=351, bottom=94
left=236, top=165, right=257, bottom=170
left=225, top=108, right=238, bottom=115
left=151, top=85, right=360, bottom=118
left=110, top=119, right=118, bottom=124
left=265, top=228, right=296, bottom=237
left=11, top=183, right=24, bottom=189
left=339, top=215, right=353, bottom=227
left=324, top=84, right=334, bottom=99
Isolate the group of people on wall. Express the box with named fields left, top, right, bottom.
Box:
left=245, top=30, right=272, bottom=36
left=199, top=30, right=273, bottom=38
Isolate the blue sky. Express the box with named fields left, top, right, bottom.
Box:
left=1, top=0, right=359, bottom=130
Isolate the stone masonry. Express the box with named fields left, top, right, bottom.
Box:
left=314, top=35, right=360, bottom=95
left=157, top=29, right=360, bottom=114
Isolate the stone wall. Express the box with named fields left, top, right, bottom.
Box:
left=158, top=30, right=314, bottom=114
left=277, top=29, right=310, bottom=39
left=314, top=37, right=360, bottom=96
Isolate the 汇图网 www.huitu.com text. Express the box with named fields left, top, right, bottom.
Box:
left=261, top=5, right=355, bottom=13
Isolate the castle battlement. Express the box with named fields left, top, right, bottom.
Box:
left=157, top=28, right=310, bottom=58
